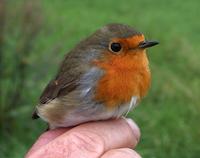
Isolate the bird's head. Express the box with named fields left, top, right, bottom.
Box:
left=79, top=23, right=159, bottom=71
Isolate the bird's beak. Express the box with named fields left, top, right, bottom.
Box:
left=138, top=40, right=159, bottom=49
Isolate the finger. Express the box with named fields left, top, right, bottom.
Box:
left=101, top=148, right=141, bottom=158
left=26, top=118, right=140, bottom=158
left=68, top=118, right=140, bottom=150
left=25, top=127, right=70, bottom=157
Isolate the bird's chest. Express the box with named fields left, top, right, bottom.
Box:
left=95, top=53, right=150, bottom=107
left=94, top=68, right=140, bottom=107
left=90, top=53, right=150, bottom=107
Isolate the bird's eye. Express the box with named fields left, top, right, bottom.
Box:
left=109, top=42, right=122, bottom=53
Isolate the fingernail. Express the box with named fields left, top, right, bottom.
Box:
left=125, top=118, right=141, bottom=142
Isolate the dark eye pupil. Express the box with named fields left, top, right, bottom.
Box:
left=110, top=43, right=122, bottom=52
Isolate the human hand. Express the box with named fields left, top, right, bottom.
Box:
left=25, top=118, right=141, bottom=158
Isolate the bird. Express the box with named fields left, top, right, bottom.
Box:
left=32, top=23, right=159, bottom=129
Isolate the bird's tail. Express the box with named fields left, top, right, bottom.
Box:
left=32, top=109, right=39, bottom=119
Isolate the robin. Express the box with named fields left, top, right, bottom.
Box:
left=32, top=23, right=159, bottom=129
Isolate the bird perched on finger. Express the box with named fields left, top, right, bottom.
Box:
left=32, top=23, right=159, bottom=129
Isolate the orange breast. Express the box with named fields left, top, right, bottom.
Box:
left=94, top=51, right=151, bottom=107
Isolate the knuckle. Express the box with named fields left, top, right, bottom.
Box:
left=68, top=131, right=105, bottom=155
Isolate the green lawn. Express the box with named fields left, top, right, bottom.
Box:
left=1, top=0, right=200, bottom=157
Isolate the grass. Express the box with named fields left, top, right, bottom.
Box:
left=1, top=0, right=200, bottom=157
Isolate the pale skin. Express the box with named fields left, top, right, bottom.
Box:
left=25, top=118, right=141, bottom=158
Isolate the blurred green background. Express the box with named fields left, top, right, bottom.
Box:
left=0, top=0, right=200, bottom=157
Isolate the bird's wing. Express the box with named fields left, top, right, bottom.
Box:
left=32, top=51, right=88, bottom=119
left=39, top=54, right=84, bottom=104
left=39, top=78, right=78, bottom=104
left=32, top=52, right=86, bottom=119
